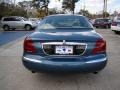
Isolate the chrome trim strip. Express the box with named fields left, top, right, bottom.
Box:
left=23, top=57, right=42, bottom=63
left=86, top=58, right=107, bottom=63
left=23, top=57, right=106, bottom=63
left=42, top=42, right=87, bottom=56
left=42, top=42, right=87, bottom=45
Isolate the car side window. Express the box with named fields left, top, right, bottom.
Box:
left=95, top=20, right=100, bottom=23
left=3, top=17, right=16, bottom=21
left=13, top=18, right=22, bottom=21
left=3, top=17, right=22, bottom=21
left=3, top=18, right=12, bottom=21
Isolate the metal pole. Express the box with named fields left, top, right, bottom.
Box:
left=14, top=0, right=16, bottom=7
left=103, top=0, right=107, bottom=18
left=72, top=0, right=74, bottom=14
left=84, top=0, right=85, bottom=11
left=105, top=0, right=107, bottom=18
left=45, top=0, right=48, bottom=16
left=103, top=0, right=105, bottom=18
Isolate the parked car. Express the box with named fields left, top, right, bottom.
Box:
left=22, top=14, right=107, bottom=73
left=111, top=17, right=120, bottom=34
left=93, top=18, right=112, bottom=28
left=90, top=19, right=95, bottom=25
left=29, top=18, right=39, bottom=25
left=1, top=16, right=38, bottom=31
left=113, top=16, right=120, bottom=22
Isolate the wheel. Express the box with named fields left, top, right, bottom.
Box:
left=31, top=71, right=36, bottom=73
left=3, top=25, right=10, bottom=31
left=114, top=31, right=120, bottom=34
left=96, top=26, right=98, bottom=28
left=12, top=28, right=16, bottom=31
left=108, top=25, right=111, bottom=28
left=93, top=72, right=99, bottom=74
left=25, top=25, right=32, bottom=31
left=106, top=25, right=109, bottom=29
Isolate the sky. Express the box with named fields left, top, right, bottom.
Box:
left=16, top=0, right=120, bottom=14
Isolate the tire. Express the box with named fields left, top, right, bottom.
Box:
left=12, top=28, right=16, bottom=31
left=96, top=26, right=98, bottom=28
left=106, top=25, right=109, bottom=29
left=108, top=25, right=111, bottom=28
left=93, top=72, right=99, bottom=74
left=3, top=25, right=10, bottom=31
left=105, top=25, right=111, bottom=29
left=25, top=25, right=32, bottom=31
left=31, top=71, right=36, bottom=73
left=114, top=31, right=120, bottom=34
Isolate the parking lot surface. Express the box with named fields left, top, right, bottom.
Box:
left=0, top=29, right=120, bottom=90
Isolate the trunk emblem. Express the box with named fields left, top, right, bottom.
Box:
left=63, top=40, right=66, bottom=45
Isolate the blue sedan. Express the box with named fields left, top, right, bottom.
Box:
left=22, top=14, right=107, bottom=74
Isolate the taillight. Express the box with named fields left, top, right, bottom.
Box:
left=112, top=22, right=117, bottom=26
left=24, top=37, right=36, bottom=53
left=93, top=39, right=106, bottom=54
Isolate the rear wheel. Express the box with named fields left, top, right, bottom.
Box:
left=31, top=71, right=36, bottom=73
left=93, top=72, right=99, bottom=74
left=106, top=25, right=110, bottom=29
left=96, top=26, right=98, bottom=28
left=108, top=25, right=111, bottom=28
left=12, top=28, right=16, bottom=31
left=114, top=31, right=120, bottom=34
left=3, top=25, right=10, bottom=31
left=25, top=25, right=32, bottom=31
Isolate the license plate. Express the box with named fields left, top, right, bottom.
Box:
left=55, top=46, right=73, bottom=55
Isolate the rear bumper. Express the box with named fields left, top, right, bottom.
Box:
left=22, top=54, right=107, bottom=73
left=111, top=26, right=120, bottom=31
left=31, top=24, right=38, bottom=29
left=93, top=24, right=109, bottom=27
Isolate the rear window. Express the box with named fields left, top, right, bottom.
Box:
left=103, top=19, right=111, bottom=22
left=95, top=19, right=111, bottom=23
left=37, top=15, right=93, bottom=30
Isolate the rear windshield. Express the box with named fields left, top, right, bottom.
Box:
left=95, top=19, right=111, bottom=23
left=37, top=16, right=93, bottom=30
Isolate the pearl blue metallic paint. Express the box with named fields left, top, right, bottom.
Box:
left=22, top=15, right=107, bottom=73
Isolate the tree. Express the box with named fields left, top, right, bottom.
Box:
left=36, top=9, right=46, bottom=18
left=62, top=0, right=79, bottom=14
left=18, top=1, right=33, bottom=17
left=103, top=12, right=110, bottom=18
left=18, top=1, right=27, bottom=8
left=32, top=0, right=49, bottom=16
left=48, top=8, right=65, bottom=15
left=8, top=7, right=27, bottom=17
left=78, top=9, right=92, bottom=18
left=0, top=1, right=27, bottom=19
left=49, top=8, right=59, bottom=15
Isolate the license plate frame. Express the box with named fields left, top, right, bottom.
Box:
left=55, top=45, right=73, bottom=55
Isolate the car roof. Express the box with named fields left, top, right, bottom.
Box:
left=96, top=18, right=110, bottom=20
left=45, top=14, right=85, bottom=18
left=2, top=16, right=23, bottom=19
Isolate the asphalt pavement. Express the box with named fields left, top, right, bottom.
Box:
left=0, top=30, right=33, bottom=46
left=0, top=29, right=120, bottom=90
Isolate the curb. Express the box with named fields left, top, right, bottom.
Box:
left=0, top=36, right=25, bottom=52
